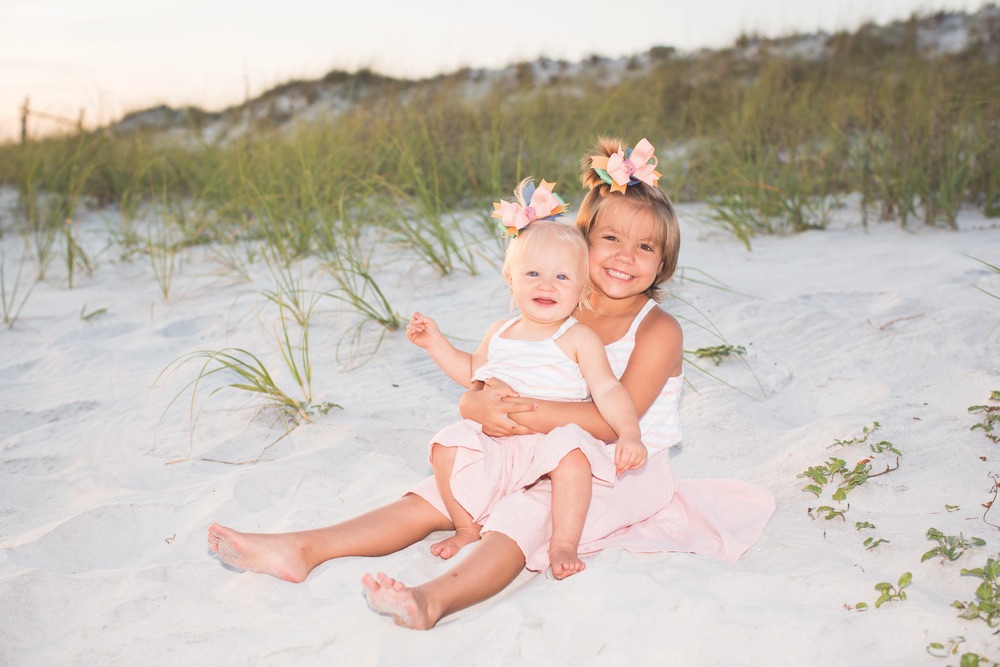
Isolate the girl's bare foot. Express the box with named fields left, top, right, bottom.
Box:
left=207, top=522, right=313, bottom=583
left=429, top=524, right=482, bottom=559
left=549, top=542, right=586, bottom=580
left=361, top=572, right=434, bottom=630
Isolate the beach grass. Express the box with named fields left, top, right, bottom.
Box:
left=0, top=11, right=996, bottom=379
left=2, top=12, right=997, bottom=261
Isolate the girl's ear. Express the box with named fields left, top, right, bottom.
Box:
left=503, top=269, right=514, bottom=290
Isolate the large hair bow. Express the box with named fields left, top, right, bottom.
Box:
left=591, top=138, right=661, bottom=194
left=492, top=179, right=568, bottom=238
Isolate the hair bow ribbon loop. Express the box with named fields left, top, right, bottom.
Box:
left=591, top=138, right=662, bottom=193
left=491, top=179, right=567, bottom=237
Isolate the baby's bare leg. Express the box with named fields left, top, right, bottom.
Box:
left=429, top=443, right=482, bottom=559
left=362, top=531, right=526, bottom=629
left=207, top=495, right=452, bottom=582
left=547, top=448, right=592, bottom=580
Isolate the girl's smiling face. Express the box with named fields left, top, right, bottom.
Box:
left=506, top=237, right=588, bottom=326
left=586, top=200, right=665, bottom=301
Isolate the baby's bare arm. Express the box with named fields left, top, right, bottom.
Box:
left=568, top=325, right=648, bottom=472
left=407, top=312, right=474, bottom=387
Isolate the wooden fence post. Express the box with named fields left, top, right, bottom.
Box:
left=20, top=97, right=29, bottom=143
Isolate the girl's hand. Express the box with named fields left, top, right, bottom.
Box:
left=614, top=436, right=648, bottom=475
left=460, top=377, right=538, bottom=437
left=406, top=312, right=441, bottom=349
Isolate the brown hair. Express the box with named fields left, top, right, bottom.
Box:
left=576, top=137, right=680, bottom=301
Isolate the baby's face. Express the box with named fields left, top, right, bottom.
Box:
left=506, top=239, right=587, bottom=325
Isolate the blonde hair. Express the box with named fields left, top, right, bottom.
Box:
left=577, top=137, right=680, bottom=301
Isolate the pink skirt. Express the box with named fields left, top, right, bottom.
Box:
left=409, top=419, right=617, bottom=525
left=409, top=423, right=775, bottom=571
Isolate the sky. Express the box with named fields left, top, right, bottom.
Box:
left=0, top=0, right=989, bottom=142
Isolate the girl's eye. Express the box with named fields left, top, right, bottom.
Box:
left=556, top=274, right=569, bottom=281
left=602, top=235, right=618, bottom=242
left=640, top=244, right=654, bottom=252
left=527, top=270, right=539, bottom=277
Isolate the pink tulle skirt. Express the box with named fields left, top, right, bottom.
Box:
left=409, top=421, right=775, bottom=571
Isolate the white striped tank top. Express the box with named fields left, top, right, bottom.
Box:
left=471, top=317, right=590, bottom=401
left=604, top=299, right=683, bottom=453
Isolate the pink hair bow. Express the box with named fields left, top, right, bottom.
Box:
left=591, top=138, right=662, bottom=194
left=492, top=179, right=568, bottom=238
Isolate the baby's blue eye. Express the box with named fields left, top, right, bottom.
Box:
left=527, top=270, right=539, bottom=277
left=557, top=274, right=569, bottom=280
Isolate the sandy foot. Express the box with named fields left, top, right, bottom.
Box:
left=361, top=572, right=433, bottom=630
left=549, top=543, right=586, bottom=580
left=429, top=524, right=482, bottom=559
left=207, top=522, right=312, bottom=583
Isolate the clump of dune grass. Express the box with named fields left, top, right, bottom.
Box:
left=156, top=290, right=338, bottom=461
left=0, top=242, right=39, bottom=328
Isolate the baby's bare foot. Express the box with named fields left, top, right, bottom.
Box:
left=429, top=524, right=482, bottom=559
left=361, top=572, right=434, bottom=630
left=207, top=522, right=312, bottom=583
left=549, top=543, right=586, bottom=580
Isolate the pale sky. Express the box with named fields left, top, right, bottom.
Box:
left=0, top=0, right=988, bottom=142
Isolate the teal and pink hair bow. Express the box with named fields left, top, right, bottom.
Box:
left=591, top=138, right=662, bottom=194
left=492, top=179, right=568, bottom=238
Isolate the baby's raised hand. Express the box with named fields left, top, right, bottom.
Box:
left=614, top=435, right=648, bottom=475
left=406, top=312, right=441, bottom=349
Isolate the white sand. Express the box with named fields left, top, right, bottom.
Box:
left=2, top=197, right=999, bottom=664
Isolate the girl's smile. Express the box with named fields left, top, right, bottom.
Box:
left=587, top=205, right=663, bottom=301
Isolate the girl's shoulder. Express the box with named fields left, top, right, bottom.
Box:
left=637, top=302, right=681, bottom=337
left=634, top=303, right=683, bottom=352
left=483, top=317, right=513, bottom=340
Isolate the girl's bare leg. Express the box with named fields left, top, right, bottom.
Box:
left=362, top=531, right=526, bottom=629
left=429, top=443, right=482, bottom=559
left=207, top=494, right=452, bottom=583
left=547, top=448, right=592, bottom=580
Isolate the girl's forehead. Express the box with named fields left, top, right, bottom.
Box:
left=594, top=203, right=661, bottom=240
left=514, top=238, right=585, bottom=266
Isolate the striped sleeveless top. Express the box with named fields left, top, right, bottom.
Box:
left=605, top=300, right=683, bottom=453
left=471, top=317, right=590, bottom=401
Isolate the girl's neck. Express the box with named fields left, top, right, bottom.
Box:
left=574, top=293, right=650, bottom=345
left=582, top=292, right=649, bottom=319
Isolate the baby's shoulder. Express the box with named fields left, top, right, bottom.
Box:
left=562, top=320, right=603, bottom=348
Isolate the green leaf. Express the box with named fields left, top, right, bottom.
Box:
left=898, top=572, right=912, bottom=588
left=976, top=581, right=993, bottom=600
left=958, top=653, right=982, bottom=667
